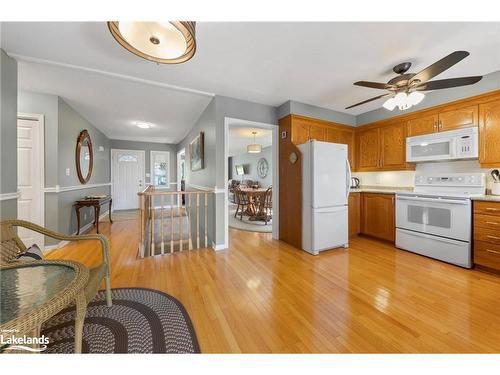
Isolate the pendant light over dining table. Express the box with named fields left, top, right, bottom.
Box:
left=247, top=131, right=262, bottom=154
left=108, top=22, right=196, bottom=64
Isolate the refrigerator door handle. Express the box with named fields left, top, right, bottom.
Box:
left=346, top=158, right=352, bottom=199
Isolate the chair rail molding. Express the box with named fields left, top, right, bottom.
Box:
left=0, top=191, right=21, bottom=201
left=44, top=182, right=112, bottom=193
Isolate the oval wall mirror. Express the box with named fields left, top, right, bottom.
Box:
left=76, top=129, right=93, bottom=184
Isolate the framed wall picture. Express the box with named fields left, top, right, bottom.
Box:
left=190, top=132, right=205, bottom=171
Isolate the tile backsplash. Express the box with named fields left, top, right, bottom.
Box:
left=353, top=160, right=498, bottom=190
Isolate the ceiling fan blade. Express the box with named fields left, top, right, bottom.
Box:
left=345, top=93, right=392, bottom=109
left=416, top=76, right=483, bottom=91
left=354, top=81, right=396, bottom=90
left=410, top=51, right=470, bottom=84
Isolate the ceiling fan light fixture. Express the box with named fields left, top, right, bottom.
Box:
left=108, top=21, right=196, bottom=64
left=383, top=97, right=397, bottom=111
left=408, top=91, right=425, bottom=106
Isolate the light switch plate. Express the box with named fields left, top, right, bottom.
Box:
left=98, top=146, right=104, bottom=152
left=145, top=173, right=150, bottom=178
left=65, top=168, right=70, bottom=176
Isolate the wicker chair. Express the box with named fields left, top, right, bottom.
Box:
left=0, top=219, right=112, bottom=307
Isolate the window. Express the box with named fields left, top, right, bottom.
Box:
left=150, top=151, right=170, bottom=187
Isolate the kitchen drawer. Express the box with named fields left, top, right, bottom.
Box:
left=474, top=226, right=500, bottom=244
left=474, top=240, right=500, bottom=271
left=474, top=201, right=500, bottom=216
left=474, top=213, right=500, bottom=230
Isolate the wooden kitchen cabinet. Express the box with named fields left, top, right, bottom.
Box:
left=361, top=193, right=395, bottom=242
left=356, top=128, right=380, bottom=170
left=438, top=104, right=478, bottom=132
left=473, top=200, right=500, bottom=274
left=348, top=192, right=360, bottom=237
left=479, top=99, right=500, bottom=167
left=380, top=121, right=407, bottom=169
left=291, top=120, right=311, bottom=145
left=407, top=113, right=438, bottom=137
left=326, top=127, right=356, bottom=168
left=309, top=125, right=325, bottom=142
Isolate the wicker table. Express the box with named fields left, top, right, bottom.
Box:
left=0, top=260, right=89, bottom=353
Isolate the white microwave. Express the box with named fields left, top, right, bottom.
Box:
left=406, top=127, right=479, bottom=163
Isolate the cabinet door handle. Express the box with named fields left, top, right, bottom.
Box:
left=486, top=249, right=500, bottom=255
left=486, top=207, right=500, bottom=211
left=434, top=123, right=438, bottom=130
left=486, top=221, right=499, bottom=225
left=487, top=235, right=500, bottom=240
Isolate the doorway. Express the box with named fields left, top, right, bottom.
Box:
left=17, top=113, right=45, bottom=250
left=224, top=118, right=279, bottom=247
left=111, top=149, right=145, bottom=210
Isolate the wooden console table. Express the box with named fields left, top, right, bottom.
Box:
left=75, top=196, right=112, bottom=234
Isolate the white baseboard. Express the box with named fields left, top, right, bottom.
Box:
left=44, top=211, right=109, bottom=252
left=212, top=242, right=227, bottom=251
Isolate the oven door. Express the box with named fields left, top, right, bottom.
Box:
left=406, top=137, right=455, bottom=162
left=395, top=195, right=471, bottom=242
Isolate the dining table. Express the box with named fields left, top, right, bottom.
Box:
left=0, top=260, right=89, bottom=354
left=238, top=187, right=268, bottom=220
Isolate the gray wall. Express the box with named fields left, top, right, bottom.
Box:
left=16, top=91, right=112, bottom=242
left=277, top=100, right=357, bottom=125
left=110, top=139, right=177, bottom=185
left=58, top=98, right=110, bottom=187
left=231, top=146, right=272, bottom=188
left=178, top=98, right=217, bottom=189
left=18, top=91, right=59, bottom=187
left=0, top=49, right=18, bottom=219
left=357, top=70, right=500, bottom=125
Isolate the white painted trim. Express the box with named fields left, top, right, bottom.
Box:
left=44, top=211, right=109, bottom=252
left=169, top=182, right=178, bottom=185
left=111, top=149, right=146, bottom=210
left=11, top=53, right=215, bottom=98
left=150, top=150, right=170, bottom=187
left=187, top=183, right=221, bottom=192
left=177, top=148, right=186, bottom=193
left=17, top=113, right=45, bottom=251
left=212, top=242, right=227, bottom=251
left=223, top=117, right=279, bottom=248
left=44, top=182, right=112, bottom=193
left=0, top=191, right=21, bottom=201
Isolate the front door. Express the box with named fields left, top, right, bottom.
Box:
left=17, top=116, right=44, bottom=249
left=111, top=149, right=145, bottom=210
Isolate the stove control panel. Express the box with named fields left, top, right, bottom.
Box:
left=415, top=173, right=485, bottom=187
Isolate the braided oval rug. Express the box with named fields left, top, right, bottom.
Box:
left=41, top=288, right=200, bottom=353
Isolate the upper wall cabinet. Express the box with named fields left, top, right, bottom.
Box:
left=406, top=105, right=478, bottom=138
left=438, top=104, right=478, bottom=132
left=479, top=99, right=500, bottom=167
left=380, top=121, right=408, bottom=170
left=356, top=121, right=413, bottom=172
left=288, top=115, right=355, bottom=168
left=407, top=113, right=439, bottom=137
left=356, top=127, right=380, bottom=170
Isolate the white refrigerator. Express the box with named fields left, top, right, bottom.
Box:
left=297, top=140, right=350, bottom=255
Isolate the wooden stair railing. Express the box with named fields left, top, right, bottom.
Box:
left=138, top=186, right=212, bottom=257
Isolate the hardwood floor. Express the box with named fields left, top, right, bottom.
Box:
left=46, top=213, right=500, bottom=353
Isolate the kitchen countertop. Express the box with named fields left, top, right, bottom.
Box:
left=349, top=186, right=413, bottom=195
left=471, top=194, right=500, bottom=202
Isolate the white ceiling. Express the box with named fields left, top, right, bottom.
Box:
left=2, top=22, right=500, bottom=141
left=228, top=125, right=272, bottom=157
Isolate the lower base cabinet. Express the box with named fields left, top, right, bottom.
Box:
left=360, top=193, right=395, bottom=242
left=348, top=193, right=360, bottom=237
left=474, top=201, right=500, bottom=273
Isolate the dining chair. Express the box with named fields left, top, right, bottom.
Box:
left=234, top=187, right=250, bottom=220
left=258, top=187, right=273, bottom=225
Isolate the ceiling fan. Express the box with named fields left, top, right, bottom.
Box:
left=345, top=51, right=482, bottom=111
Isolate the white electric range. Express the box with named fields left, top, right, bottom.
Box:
left=395, top=173, right=485, bottom=268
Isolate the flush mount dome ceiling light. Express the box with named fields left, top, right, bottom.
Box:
left=108, top=22, right=196, bottom=64
left=247, top=131, right=262, bottom=154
